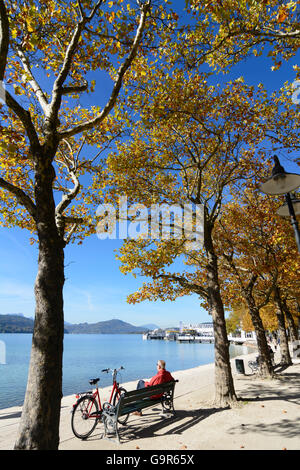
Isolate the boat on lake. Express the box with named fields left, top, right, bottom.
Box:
left=143, top=329, right=165, bottom=340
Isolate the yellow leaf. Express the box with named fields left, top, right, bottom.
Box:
left=108, top=11, right=115, bottom=23
left=13, top=85, right=22, bottom=95
left=277, top=6, right=288, bottom=23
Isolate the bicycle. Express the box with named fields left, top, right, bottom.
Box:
left=71, top=366, right=129, bottom=440
left=248, top=354, right=275, bottom=374
left=248, top=359, right=260, bottom=374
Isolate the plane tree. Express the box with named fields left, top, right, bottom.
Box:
left=218, top=186, right=299, bottom=371
left=103, top=68, right=274, bottom=406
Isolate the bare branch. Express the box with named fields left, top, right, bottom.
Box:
left=64, top=215, right=84, bottom=224
left=15, top=45, right=49, bottom=115
left=61, top=81, right=88, bottom=95
left=49, top=0, right=104, bottom=122
left=55, top=171, right=80, bottom=216
left=59, top=0, right=151, bottom=139
left=64, top=222, right=78, bottom=244
left=76, top=0, right=85, bottom=21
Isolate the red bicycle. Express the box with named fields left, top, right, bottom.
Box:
left=71, top=366, right=129, bottom=439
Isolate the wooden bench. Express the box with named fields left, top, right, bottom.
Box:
left=102, top=380, right=178, bottom=443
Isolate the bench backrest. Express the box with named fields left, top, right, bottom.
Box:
left=117, top=380, right=178, bottom=416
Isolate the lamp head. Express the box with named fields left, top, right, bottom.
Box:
left=260, top=155, right=300, bottom=195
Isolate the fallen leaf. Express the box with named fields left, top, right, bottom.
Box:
left=180, top=445, right=187, bottom=449
left=135, top=446, right=140, bottom=449
left=282, top=410, right=287, bottom=413
left=240, top=445, right=245, bottom=448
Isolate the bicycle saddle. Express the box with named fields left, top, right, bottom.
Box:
left=89, top=378, right=100, bottom=385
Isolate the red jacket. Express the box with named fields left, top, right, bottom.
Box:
left=145, top=369, right=174, bottom=399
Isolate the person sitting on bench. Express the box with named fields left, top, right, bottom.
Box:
left=133, top=359, right=174, bottom=416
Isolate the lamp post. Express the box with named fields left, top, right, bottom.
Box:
left=260, top=155, right=300, bottom=253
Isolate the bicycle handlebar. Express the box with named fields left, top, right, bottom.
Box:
left=101, top=366, right=124, bottom=373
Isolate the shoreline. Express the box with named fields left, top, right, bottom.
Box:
left=0, top=340, right=254, bottom=412
left=1, top=348, right=299, bottom=450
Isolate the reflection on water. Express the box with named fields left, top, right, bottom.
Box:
left=229, top=344, right=253, bottom=358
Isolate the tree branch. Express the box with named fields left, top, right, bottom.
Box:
left=15, top=45, right=49, bottom=115
left=64, top=222, right=78, bottom=244
left=58, top=0, right=151, bottom=139
left=61, top=81, right=88, bottom=95
left=0, top=177, right=36, bottom=219
left=63, top=215, right=84, bottom=224
left=4, top=90, right=40, bottom=150
left=0, top=0, right=9, bottom=80
left=49, top=0, right=104, bottom=123
left=55, top=170, right=80, bottom=216
left=1, top=2, right=41, bottom=150
left=155, top=272, right=208, bottom=299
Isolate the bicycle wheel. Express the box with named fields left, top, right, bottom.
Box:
left=71, top=395, right=101, bottom=439
left=113, top=387, right=129, bottom=425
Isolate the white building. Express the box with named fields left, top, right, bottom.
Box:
left=180, top=322, right=214, bottom=337
left=228, top=329, right=256, bottom=344
left=181, top=322, right=257, bottom=344
left=194, top=322, right=214, bottom=338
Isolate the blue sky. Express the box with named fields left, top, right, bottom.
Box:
left=0, top=226, right=211, bottom=327
left=1, top=3, right=300, bottom=328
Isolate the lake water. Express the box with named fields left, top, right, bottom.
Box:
left=0, top=334, right=249, bottom=410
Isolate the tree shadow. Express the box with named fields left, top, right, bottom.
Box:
left=0, top=411, right=22, bottom=420
left=115, top=407, right=226, bottom=444
left=273, top=363, right=291, bottom=373
left=227, top=416, right=300, bottom=439
left=236, top=371, right=300, bottom=406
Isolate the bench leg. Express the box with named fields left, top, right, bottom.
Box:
left=161, top=392, right=176, bottom=416
left=102, top=414, right=121, bottom=444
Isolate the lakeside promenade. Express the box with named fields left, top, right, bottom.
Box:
left=1, top=350, right=299, bottom=450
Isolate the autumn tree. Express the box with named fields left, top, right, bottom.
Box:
left=0, top=0, right=172, bottom=449
left=280, top=295, right=300, bottom=342
left=226, top=304, right=250, bottom=334
left=226, top=299, right=280, bottom=337
left=272, top=243, right=299, bottom=360
left=103, top=66, right=275, bottom=405
left=218, top=184, right=299, bottom=373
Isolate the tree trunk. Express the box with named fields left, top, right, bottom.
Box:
left=244, top=293, right=274, bottom=378
left=205, top=225, right=237, bottom=407
left=274, top=288, right=292, bottom=366
left=14, top=157, right=65, bottom=450
left=276, top=310, right=292, bottom=365
left=282, top=298, right=298, bottom=342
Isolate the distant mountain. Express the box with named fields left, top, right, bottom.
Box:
left=0, top=314, right=34, bottom=333
left=5, top=313, right=25, bottom=317
left=0, top=315, right=149, bottom=334
left=140, top=323, right=160, bottom=330
left=65, top=319, right=149, bottom=334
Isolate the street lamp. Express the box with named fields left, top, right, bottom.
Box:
left=276, top=196, right=300, bottom=217
left=260, top=155, right=300, bottom=253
